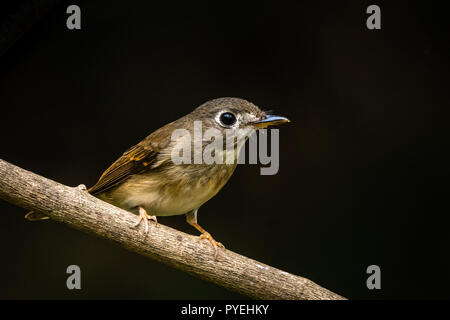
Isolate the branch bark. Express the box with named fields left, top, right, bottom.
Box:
left=0, top=158, right=345, bottom=300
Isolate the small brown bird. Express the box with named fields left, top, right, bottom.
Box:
left=26, top=98, right=289, bottom=256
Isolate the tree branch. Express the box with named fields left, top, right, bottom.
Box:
left=0, top=158, right=345, bottom=300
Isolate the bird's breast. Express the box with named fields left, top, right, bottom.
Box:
left=103, top=163, right=236, bottom=216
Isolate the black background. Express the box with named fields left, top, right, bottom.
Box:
left=0, top=0, right=449, bottom=299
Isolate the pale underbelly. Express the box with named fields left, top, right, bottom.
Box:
left=123, top=186, right=217, bottom=216
left=101, top=175, right=226, bottom=216
left=97, top=164, right=236, bottom=216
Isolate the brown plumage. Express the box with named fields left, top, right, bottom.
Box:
left=25, top=97, right=289, bottom=256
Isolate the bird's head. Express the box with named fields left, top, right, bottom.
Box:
left=165, top=97, right=290, bottom=166
left=190, top=97, right=290, bottom=140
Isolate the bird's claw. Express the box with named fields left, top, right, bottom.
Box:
left=200, top=232, right=224, bottom=258
left=132, top=207, right=157, bottom=234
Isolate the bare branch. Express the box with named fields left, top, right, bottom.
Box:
left=0, top=158, right=345, bottom=300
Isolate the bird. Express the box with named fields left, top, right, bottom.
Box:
left=26, top=97, right=290, bottom=256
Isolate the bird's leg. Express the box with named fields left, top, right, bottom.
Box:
left=133, top=206, right=157, bottom=234
left=186, top=210, right=224, bottom=258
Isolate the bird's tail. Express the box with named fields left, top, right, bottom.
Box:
left=25, top=211, right=50, bottom=221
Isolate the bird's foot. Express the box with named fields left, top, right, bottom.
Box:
left=132, top=207, right=157, bottom=234
left=200, top=232, right=224, bottom=259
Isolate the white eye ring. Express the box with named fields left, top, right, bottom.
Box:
left=216, top=111, right=238, bottom=127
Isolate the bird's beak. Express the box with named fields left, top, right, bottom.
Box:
left=249, top=114, right=290, bottom=129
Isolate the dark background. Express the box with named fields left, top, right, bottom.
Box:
left=0, top=0, right=448, bottom=299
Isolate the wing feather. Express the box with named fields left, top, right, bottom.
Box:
left=88, top=144, right=157, bottom=195
left=88, top=120, right=180, bottom=195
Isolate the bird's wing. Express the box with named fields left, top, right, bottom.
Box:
left=88, top=121, right=179, bottom=195
left=88, top=144, right=159, bottom=195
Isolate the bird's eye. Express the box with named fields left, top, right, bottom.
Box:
left=219, top=112, right=237, bottom=126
